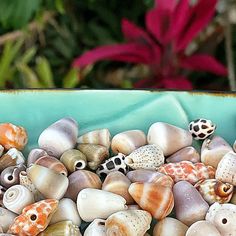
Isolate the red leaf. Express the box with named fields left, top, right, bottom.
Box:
left=162, top=76, right=193, bottom=89
left=180, top=54, right=228, bottom=76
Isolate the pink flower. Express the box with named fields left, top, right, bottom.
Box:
left=73, top=0, right=227, bottom=89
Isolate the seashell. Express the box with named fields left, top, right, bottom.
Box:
left=97, top=153, right=128, bottom=178
left=166, top=146, right=200, bottom=163
left=0, top=164, right=26, bottom=188
left=147, top=122, right=192, bottom=156
left=173, top=180, right=209, bottom=226
left=126, top=169, right=174, bottom=188
left=0, top=207, right=17, bottom=233
left=153, top=217, right=188, bottom=236
left=124, top=144, right=164, bottom=170
left=50, top=198, right=81, bottom=226
left=39, top=221, right=81, bottom=236
left=0, top=145, right=4, bottom=157
left=77, top=128, right=111, bottom=148
left=65, top=169, right=102, bottom=201
left=230, top=192, right=236, bottom=204
left=206, top=202, right=236, bottom=236
left=0, top=234, right=15, bottom=236
left=0, top=185, right=6, bottom=208
left=102, top=171, right=134, bottom=204
left=77, top=188, right=127, bottom=222
left=216, top=151, right=236, bottom=186
left=105, top=210, right=152, bottom=236
left=19, top=170, right=44, bottom=202
left=201, top=136, right=233, bottom=168
left=3, top=184, right=34, bottom=214
left=127, top=204, right=141, bottom=210
left=189, top=118, right=216, bottom=140
left=27, top=164, right=69, bottom=200
left=128, top=182, right=174, bottom=220
left=84, top=219, right=106, bottom=236
left=0, top=148, right=25, bottom=172
left=0, top=123, right=28, bottom=150
left=38, top=117, right=78, bottom=157
left=35, top=155, right=68, bottom=176
left=77, top=143, right=109, bottom=170
left=195, top=179, right=233, bottom=204
left=111, top=130, right=146, bottom=155
left=186, top=220, right=221, bottom=236
left=8, top=199, right=58, bottom=236
left=60, top=149, right=87, bottom=172
left=27, top=148, right=48, bottom=167
left=158, top=161, right=216, bottom=185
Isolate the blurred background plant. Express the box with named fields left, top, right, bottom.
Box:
left=0, top=0, right=235, bottom=90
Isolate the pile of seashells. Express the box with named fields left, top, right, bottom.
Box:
left=1, top=117, right=236, bottom=235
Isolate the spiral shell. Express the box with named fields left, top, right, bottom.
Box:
left=35, top=155, right=68, bottom=176
left=84, top=219, right=106, bottom=236
left=78, top=129, right=111, bottom=148
left=27, top=148, right=48, bottom=167
left=3, top=185, right=34, bottom=214
left=195, top=179, right=233, bottom=204
left=0, top=207, right=17, bottom=233
left=111, top=130, right=146, bottom=155
left=0, top=164, right=26, bottom=188
left=0, top=123, right=28, bottom=150
left=38, top=117, right=78, bottom=157
left=0, top=185, right=6, bottom=208
left=60, top=149, right=87, bottom=172
left=77, top=144, right=109, bottom=170
left=105, top=210, right=152, bottom=236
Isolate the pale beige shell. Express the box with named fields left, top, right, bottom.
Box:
left=153, top=217, right=188, bottom=236
left=27, top=148, right=48, bottom=167
left=3, top=185, right=34, bottom=214
left=27, top=164, right=69, bottom=200
left=0, top=207, right=17, bottom=233
left=77, top=144, right=109, bottom=170
left=105, top=210, right=152, bottom=236
left=0, top=145, right=4, bottom=157
left=102, top=171, right=134, bottom=204
left=60, top=149, right=87, bottom=172
left=77, top=129, right=111, bottom=148
left=84, top=219, right=106, bottom=236
left=111, top=130, right=146, bottom=155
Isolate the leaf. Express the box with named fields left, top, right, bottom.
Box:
left=63, top=68, right=79, bottom=88
left=55, top=0, right=65, bottom=14
left=20, top=47, right=37, bottom=64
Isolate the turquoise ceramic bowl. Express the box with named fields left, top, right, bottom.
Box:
left=0, top=89, right=235, bottom=154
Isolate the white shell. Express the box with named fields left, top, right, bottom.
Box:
left=50, top=198, right=81, bottom=226
left=77, top=188, right=127, bottom=222
left=0, top=145, right=4, bottom=157
left=147, top=122, right=192, bottom=156
left=3, top=185, right=34, bottom=214
left=27, top=148, right=48, bottom=167
left=84, top=219, right=106, bottom=236
left=0, top=207, right=17, bottom=233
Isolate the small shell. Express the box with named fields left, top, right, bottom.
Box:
left=128, top=182, right=174, bottom=220
left=39, top=221, right=81, bottom=236
left=77, top=144, right=109, bottom=170
left=216, top=151, right=236, bottom=186
left=65, top=170, right=102, bottom=201
left=158, top=161, right=216, bottom=185
left=105, top=210, right=152, bottom=236
left=102, top=171, right=134, bottom=204
left=3, top=185, right=34, bottom=214
left=50, top=198, right=81, bottom=226
left=60, top=149, right=87, bottom=172
left=189, top=118, right=216, bottom=140
left=96, top=153, right=128, bottom=178
left=127, top=205, right=141, bottom=210
left=166, top=146, right=200, bottom=163
left=0, top=123, right=28, bottom=150
left=0, top=148, right=25, bottom=172
left=0, top=207, right=17, bottom=233
left=27, top=164, right=69, bottom=200
left=84, top=219, right=106, bottom=236
left=186, top=220, right=221, bottom=236
left=111, top=130, right=146, bottom=155
left=77, top=129, right=111, bottom=148
left=35, top=155, right=68, bottom=176
left=201, top=136, right=233, bottom=168
left=77, top=188, right=127, bottom=222
left=1, top=164, right=25, bottom=188
left=0, top=185, right=6, bottom=208
left=147, top=122, right=192, bottom=156
left=195, top=179, right=233, bottom=204
left=38, top=117, right=78, bottom=157
left=0, top=145, right=4, bottom=157
left=173, top=181, right=209, bottom=226
left=27, top=148, right=48, bottom=167
left=153, top=217, right=188, bottom=236
left=125, top=144, right=164, bottom=170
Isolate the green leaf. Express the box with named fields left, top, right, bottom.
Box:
left=20, top=47, right=37, bottom=64
left=63, top=68, right=79, bottom=88
left=55, top=0, right=65, bottom=14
